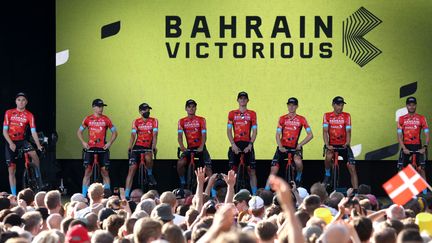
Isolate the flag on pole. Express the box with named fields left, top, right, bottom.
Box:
left=382, top=165, right=429, bottom=205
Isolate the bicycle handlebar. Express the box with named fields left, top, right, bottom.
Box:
left=83, top=149, right=108, bottom=154
left=131, top=149, right=154, bottom=153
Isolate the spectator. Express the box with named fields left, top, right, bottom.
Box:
left=22, top=211, right=43, bottom=236
left=91, top=230, right=114, bottom=243
left=160, top=192, right=184, bottom=224
left=255, top=221, right=277, bottom=243
left=162, top=224, right=186, bottom=243
left=151, top=203, right=174, bottom=224
left=133, top=218, right=162, bottom=243
left=45, top=191, right=62, bottom=215
left=47, top=213, right=63, bottom=230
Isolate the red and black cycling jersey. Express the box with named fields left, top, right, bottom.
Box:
left=3, top=109, right=36, bottom=141
left=398, top=113, right=429, bottom=145
left=227, top=109, right=257, bottom=143
left=277, top=114, right=311, bottom=148
left=80, top=114, right=115, bottom=148
left=323, top=112, right=351, bottom=145
left=132, top=117, right=158, bottom=148
left=178, top=116, right=206, bottom=148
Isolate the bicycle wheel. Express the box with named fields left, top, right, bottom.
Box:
left=332, top=165, right=339, bottom=190
left=235, top=164, right=247, bottom=192
left=138, top=163, right=148, bottom=191
left=90, top=164, right=100, bottom=184
left=186, top=163, right=197, bottom=191
left=23, top=164, right=43, bottom=193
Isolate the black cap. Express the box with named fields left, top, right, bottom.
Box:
left=237, top=91, right=249, bottom=99
left=139, top=103, right=152, bottom=111
left=15, top=92, right=28, bottom=100
left=185, top=99, right=197, bottom=107
left=332, top=96, right=346, bottom=104
left=406, top=96, right=417, bottom=104
left=287, top=97, right=298, bottom=105
left=173, top=188, right=185, bottom=199
left=92, top=99, right=107, bottom=107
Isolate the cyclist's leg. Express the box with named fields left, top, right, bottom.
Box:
left=397, top=149, right=405, bottom=171
left=228, top=146, right=239, bottom=171
left=5, top=143, right=17, bottom=195
left=82, top=151, right=92, bottom=196
left=145, top=152, right=157, bottom=185
left=125, top=151, right=138, bottom=198
left=247, top=148, right=257, bottom=195
left=324, top=146, right=333, bottom=182
left=265, top=148, right=282, bottom=190
left=100, top=150, right=111, bottom=190
left=24, top=142, right=42, bottom=179
left=294, top=152, right=303, bottom=184
left=201, top=147, right=213, bottom=177
left=345, top=146, right=358, bottom=189
left=177, top=151, right=189, bottom=186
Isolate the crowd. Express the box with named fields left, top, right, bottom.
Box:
left=0, top=167, right=431, bottom=243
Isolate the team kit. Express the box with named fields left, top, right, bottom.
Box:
left=3, top=92, right=429, bottom=198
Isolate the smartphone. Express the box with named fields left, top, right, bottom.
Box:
left=119, top=187, right=126, bottom=200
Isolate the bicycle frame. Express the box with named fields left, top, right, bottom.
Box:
left=284, top=149, right=298, bottom=182
left=329, top=147, right=346, bottom=190
left=131, top=149, right=153, bottom=189
left=84, top=149, right=107, bottom=183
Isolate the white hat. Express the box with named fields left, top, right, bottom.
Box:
left=298, top=187, right=309, bottom=200
left=248, top=196, right=264, bottom=210
left=71, top=193, right=88, bottom=203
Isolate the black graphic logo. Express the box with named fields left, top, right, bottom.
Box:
left=342, top=7, right=382, bottom=67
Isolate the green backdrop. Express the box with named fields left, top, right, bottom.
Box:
left=56, top=0, right=432, bottom=159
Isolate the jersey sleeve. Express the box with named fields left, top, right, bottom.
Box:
left=397, top=116, right=403, bottom=133
left=251, top=111, right=257, bottom=128
left=201, top=118, right=207, bottom=133
left=131, top=120, right=138, bottom=133
left=106, top=117, right=116, bottom=132
left=345, top=113, right=352, bottom=129
left=323, top=113, right=329, bottom=128
left=28, top=113, right=37, bottom=132
left=276, top=116, right=283, bottom=133
left=227, top=111, right=234, bottom=129
left=302, top=117, right=311, bottom=132
left=153, top=118, right=159, bottom=132
left=178, top=119, right=184, bottom=133
left=80, top=117, right=89, bottom=130
left=3, top=111, right=10, bottom=129
left=421, top=116, right=429, bottom=132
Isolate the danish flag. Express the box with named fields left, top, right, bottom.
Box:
left=382, top=165, right=430, bottom=205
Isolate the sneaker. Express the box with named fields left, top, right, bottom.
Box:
left=148, top=175, right=157, bottom=186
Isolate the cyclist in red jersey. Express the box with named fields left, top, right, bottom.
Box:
left=177, top=99, right=212, bottom=187
left=227, top=92, right=258, bottom=195
left=3, top=92, right=44, bottom=196
left=125, top=103, right=158, bottom=198
left=322, top=96, right=358, bottom=191
left=397, top=97, right=429, bottom=194
left=77, top=99, right=118, bottom=196
left=265, top=97, right=313, bottom=189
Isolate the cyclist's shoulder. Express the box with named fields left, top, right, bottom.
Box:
left=246, top=109, right=257, bottom=115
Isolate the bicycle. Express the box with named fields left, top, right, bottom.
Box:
left=324, top=146, right=347, bottom=191
left=235, top=152, right=250, bottom=192
left=83, top=149, right=108, bottom=184
left=131, top=148, right=156, bottom=191
left=177, top=148, right=199, bottom=191
left=282, top=148, right=298, bottom=183
left=18, top=147, right=44, bottom=193
left=398, top=149, right=428, bottom=172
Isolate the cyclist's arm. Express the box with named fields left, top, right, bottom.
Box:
left=152, top=131, right=158, bottom=150
left=276, top=129, right=283, bottom=148
left=298, top=129, right=313, bottom=147
left=178, top=131, right=186, bottom=150
left=227, top=125, right=235, bottom=145
left=345, top=127, right=351, bottom=146
left=397, top=129, right=407, bottom=151
left=30, top=130, right=43, bottom=150
left=129, top=132, right=137, bottom=150
left=199, top=132, right=206, bottom=150
left=250, top=126, right=257, bottom=144
left=77, top=127, right=87, bottom=144
left=108, top=129, right=118, bottom=145
left=423, top=128, right=430, bottom=147
left=3, top=127, right=14, bottom=146
left=323, top=125, right=330, bottom=147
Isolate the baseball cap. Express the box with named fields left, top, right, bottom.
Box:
left=406, top=96, right=417, bottom=104
left=71, top=193, right=88, bottom=204
left=214, top=179, right=227, bottom=190
left=287, top=97, right=298, bottom=105
left=185, top=99, right=197, bottom=107
left=151, top=203, right=175, bottom=222
left=237, top=91, right=249, bottom=99
left=3, top=213, right=22, bottom=227
left=92, top=98, right=107, bottom=107
left=297, top=187, right=310, bottom=201
left=66, top=225, right=90, bottom=243
left=332, top=96, right=346, bottom=104
left=234, top=189, right=251, bottom=202
left=248, top=196, right=264, bottom=210
left=139, top=103, right=152, bottom=111
left=172, top=188, right=185, bottom=199
left=97, top=208, right=115, bottom=222
left=15, top=92, right=28, bottom=100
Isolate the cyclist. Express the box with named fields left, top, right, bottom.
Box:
left=227, top=91, right=258, bottom=195
left=322, top=96, right=358, bottom=191
left=125, top=103, right=158, bottom=198
left=397, top=96, right=429, bottom=194
left=77, top=99, right=118, bottom=197
left=177, top=99, right=212, bottom=187
left=265, top=97, right=313, bottom=190
left=3, top=92, right=44, bottom=196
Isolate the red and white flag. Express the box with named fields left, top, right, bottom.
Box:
left=382, top=165, right=429, bottom=205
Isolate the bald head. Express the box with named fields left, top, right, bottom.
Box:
left=35, top=191, right=46, bottom=208
left=47, top=213, right=63, bottom=230
left=320, top=224, right=350, bottom=243
left=160, top=192, right=176, bottom=209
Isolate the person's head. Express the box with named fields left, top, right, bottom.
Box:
left=104, top=214, right=125, bottom=237
left=320, top=224, right=350, bottom=243
left=130, top=189, right=144, bottom=203
left=17, top=188, right=35, bottom=206
left=138, top=103, right=152, bottom=119
left=371, top=227, right=397, bottom=243
left=381, top=219, right=404, bottom=235
left=70, top=193, right=88, bottom=204
left=405, top=96, right=417, bottom=114
left=66, top=224, right=90, bottom=243
left=351, top=217, right=373, bottom=242
left=125, top=217, right=137, bottom=235
left=162, top=224, right=185, bottom=243
left=15, top=92, right=28, bottom=110
left=332, top=96, right=346, bottom=113
left=88, top=183, right=104, bottom=203
left=234, top=189, right=251, bottom=212
left=249, top=196, right=265, bottom=218
left=134, top=217, right=162, bottom=243
left=310, top=183, right=328, bottom=203
left=22, top=211, right=43, bottom=236
left=98, top=208, right=116, bottom=228
left=255, top=220, right=278, bottom=243
left=396, top=229, right=422, bottom=243
left=295, top=210, right=310, bottom=228
left=386, top=204, right=405, bottom=220
left=160, top=192, right=177, bottom=211
left=91, top=98, right=107, bottom=115
left=44, top=190, right=62, bottom=212
left=47, top=213, right=63, bottom=230
left=136, top=199, right=156, bottom=216
left=185, top=208, right=199, bottom=228
left=91, top=230, right=114, bottom=243
left=34, top=191, right=46, bottom=208
left=84, top=213, right=98, bottom=232
left=357, top=184, right=371, bottom=195
left=257, top=190, right=273, bottom=208
left=287, top=97, right=298, bottom=114
left=303, top=195, right=321, bottom=216
left=61, top=217, right=74, bottom=234
left=32, top=229, right=63, bottom=243
left=213, top=230, right=256, bottom=243
left=184, top=99, right=197, bottom=116
left=237, top=91, right=249, bottom=107
left=3, top=213, right=22, bottom=228
left=151, top=203, right=175, bottom=224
